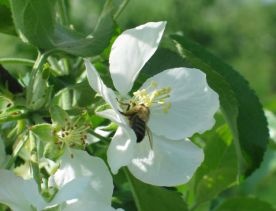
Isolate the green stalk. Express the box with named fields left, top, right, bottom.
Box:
left=123, top=168, right=142, bottom=211
left=0, top=58, right=35, bottom=66
left=57, top=0, right=70, bottom=26
left=88, top=128, right=111, bottom=142
left=114, top=0, right=130, bottom=20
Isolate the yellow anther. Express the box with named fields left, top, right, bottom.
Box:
left=130, top=83, right=172, bottom=113
left=150, top=81, right=158, bottom=88
left=157, top=100, right=165, bottom=104
left=162, top=102, right=172, bottom=113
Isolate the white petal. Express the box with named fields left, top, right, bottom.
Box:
left=49, top=175, right=91, bottom=207
left=265, top=110, right=276, bottom=143
left=85, top=60, right=129, bottom=126
left=109, top=21, right=166, bottom=95
left=97, top=109, right=128, bottom=126
left=141, top=67, right=219, bottom=140
left=128, top=136, right=204, bottom=186
left=50, top=149, right=113, bottom=207
left=85, top=59, right=120, bottom=112
left=0, top=169, right=46, bottom=211
left=107, top=126, right=136, bottom=174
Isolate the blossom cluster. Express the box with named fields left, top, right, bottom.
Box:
left=0, top=21, right=219, bottom=210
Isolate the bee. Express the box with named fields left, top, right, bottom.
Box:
left=120, top=103, right=152, bottom=147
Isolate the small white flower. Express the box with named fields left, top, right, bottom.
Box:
left=85, top=21, right=219, bottom=186
left=0, top=169, right=46, bottom=211
left=0, top=149, right=120, bottom=211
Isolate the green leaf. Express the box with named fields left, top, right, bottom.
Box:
left=53, top=79, right=95, bottom=110
left=0, top=5, right=16, bottom=35
left=10, top=0, right=115, bottom=56
left=214, top=197, right=276, bottom=211
left=0, top=0, right=9, bottom=7
left=10, top=0, right=57, bottom=49
left=190, top=124, right=238, bottom=206
left=50, top=105, right=69, bottom=126
left=171, top=34, right=269, bottom=176
left=125, top=169, right=188, bottom=211
left=27, top=65, right=52, bottom=110
left=30, top=123, right=53, bottom=143
left=51, top=1, right=115, bottom=56
left=0, top=95, right=13, bottom=113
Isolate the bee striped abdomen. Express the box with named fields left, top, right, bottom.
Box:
left=130, top=115, right=146, bottom=143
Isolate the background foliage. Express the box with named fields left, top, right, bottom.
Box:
left=0, top=0, right=276, bottom=210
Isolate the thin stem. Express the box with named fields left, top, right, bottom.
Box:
left=0, top=58, right=35, bottom=66
left=32, top=139, right=43, bottom=192
left=114, top=0, right=130, bottom=20
left=57, top=0, right=70, bottom=26
left=123, top=168, right=142, bottom=211
left=88, top=129, right=111, bottom=142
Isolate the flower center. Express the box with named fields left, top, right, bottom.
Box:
left=56, top=117, right=90, bottom=149
left=132, top=81, right=172, bottom=113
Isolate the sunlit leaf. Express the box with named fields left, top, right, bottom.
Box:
left=191, top=124, right=238, bottom=206
left=50, top=105, right=69, bottom=126
left=172, top=34, right=269, bottom=176
left=30, top=123, right=53, bottom=143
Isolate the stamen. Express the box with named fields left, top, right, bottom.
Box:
left=130, top=80, right=172, bottom=113
left=162, top=102, right=172, bottom=113
left=56, top=119, right=90, bottom=150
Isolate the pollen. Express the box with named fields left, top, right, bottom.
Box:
left=132, top=81, right=172, bottom=113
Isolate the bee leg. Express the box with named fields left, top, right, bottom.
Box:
left=116, top=98, right=131, bottom=111
left=146, top=127, right=153, bottom=149
left=119, top=110, right=132, bottom=116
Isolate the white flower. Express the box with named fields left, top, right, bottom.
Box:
left=85, top=21, right=219, bottom=186
left=0, top=149, right=121, bottom=211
